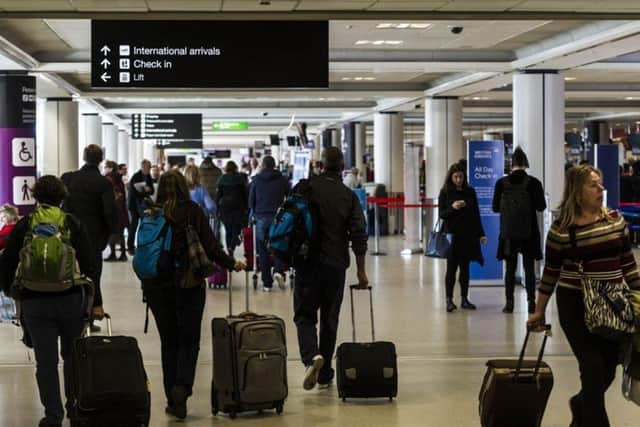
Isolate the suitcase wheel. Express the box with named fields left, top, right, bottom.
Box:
left=229, top=411, right=237, bottom=420
left=342, top=397, right=346, bottom=402
left=212, top=409, right=218, bottom=416
left=252, top=275, right=258, bottom=290
left=276, top=404, right=283, bottom=415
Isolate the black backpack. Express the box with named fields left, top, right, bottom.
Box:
left=499, top=176, right=532, bottom=240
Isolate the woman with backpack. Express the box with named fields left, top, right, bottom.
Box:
left=0, top=176, right=102, bottom=427
left=528, top=165, right=640, bottom=427
left=184, top=164, right=217, bottom=219
left=492, top=147, right=546, bottom=314
left=144, top=170, right=245, bottom=420
left=438, top=162, right=488, bottom=313
left=216, top=161, right=249, bottom=255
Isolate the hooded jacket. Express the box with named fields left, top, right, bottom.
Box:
left=199, top=158, right=223, bottom=200
left=248, top=168, right=290, bottom=218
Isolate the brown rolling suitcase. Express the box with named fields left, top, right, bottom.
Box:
left=479, top=325, right=554, bottom=427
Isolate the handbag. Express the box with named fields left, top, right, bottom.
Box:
left=575, top=261, right=637, bottom=339
left=426, top=220, right=453, bottom=259
left=622, top=340, right=640, bottom=406
left=183, top=223, right=217, bottom=287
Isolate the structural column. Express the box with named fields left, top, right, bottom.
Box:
left=424, top=97, right=463, bottom=206
left=43, top=98, right=79, bottom=177
left=128, top=137, right=138, bottom=174
left=373, top=112, right=404, bottom=234
left=102, top=122, right=117, bottom=163
left=143, top=140, right=157, bottom=164
left=117, top=129, right=129, bottom=165
left=342, top=122, right=355, bottom=169
left=82, top=113, right=102, bottom=165
left=513, top=71, right=565, bottom=208
left=330, top=128, right=341, bottom=149
left=355, top=122, right=366, bottom=176
left=0, top=72, right=37, bottom=215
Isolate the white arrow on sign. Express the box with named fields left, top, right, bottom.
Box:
left=100, top=58, right=111, bottom=69
left=100, top=45, right=111, bottom=55
left=101, top=73, right=111, bottom=83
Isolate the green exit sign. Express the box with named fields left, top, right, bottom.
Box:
left=212, top=121, right=249, bottom=131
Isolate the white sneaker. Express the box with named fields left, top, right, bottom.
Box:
left=262, top=287, right=272, bottom=293
left=303, top=355, right=324, bottom=390
left=273, top=272, right=285, bottom=290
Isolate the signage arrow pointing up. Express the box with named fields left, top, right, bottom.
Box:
left=100, top=58, right=111, bottom=69
left=100, top=45, right=111, bottom=55
left=100, top=73, right=111, bottom=83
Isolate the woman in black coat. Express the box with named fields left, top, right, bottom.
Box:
left=492, top=147, right=546, bottom=314
left=216, top=161, right=249, bottom=255
left=438, top=162, right=488, bottom=312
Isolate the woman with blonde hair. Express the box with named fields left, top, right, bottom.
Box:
left=184, top=165, right=216, bottom=219
left=529, top=165, right=640, bottom=427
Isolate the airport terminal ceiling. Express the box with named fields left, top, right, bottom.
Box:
left=2, top=1, right=640, bottom=143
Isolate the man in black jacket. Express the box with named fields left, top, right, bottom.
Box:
left=127, top=159, right=155, bottom=254
left=61, top=144, right=117, bottom=331
left=294, top=147, right=369, bottom=391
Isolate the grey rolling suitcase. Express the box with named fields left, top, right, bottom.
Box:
left=211, top=272, right=288, bottom=419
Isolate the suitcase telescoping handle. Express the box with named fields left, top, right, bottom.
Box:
left=349, top=284, right=375, bottom=342
left=85, top=313, right=112, bottom=337
left=227, top=270, right=250, bottom=317
left=515, top=324, right=552, bottom=382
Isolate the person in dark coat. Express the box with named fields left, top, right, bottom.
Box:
left=438, top=162, right=487, bottom=313
left=492, top=147, right=546, bottom=314
left=104, top=161, right=129, bottom=261
left=144, top=170, right=245, bottom=420
left=127, top=160, right=155, bottom=255
left=216, top=161, right=249, bottom=255
left=248, top=156, right=290, bottom=291
left=61, top=145, right=117, bottom=332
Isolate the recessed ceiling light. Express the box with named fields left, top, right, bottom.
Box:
left=564, top=77, right=577, bottom=81
left=376, top=22, right=431, bottom=30
left=376, top=23, right=394, bottom=29
left=354, top=77, right=364, bottom=81
left=396, top=23, right=411, bottom=29
left=410, top=23, right=431, bottom=29
left=385, top=40, right=404, bottom=45
left=626, top=97, right=636, bottom=100
left=341, top=77, right=351, bottom=81
left=363, top=77, right=376, bottom=81
left=372, top=40, right=385, bottom=45
left=355, top=40, right=371, bottom=45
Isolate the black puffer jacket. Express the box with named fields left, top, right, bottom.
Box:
left=438, top=185, right=485, bottom=264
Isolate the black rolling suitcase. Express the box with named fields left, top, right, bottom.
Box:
left=211, top=272, right=288, bottom=419
left=336, top=285, right=398, bottom=401
left=478, top=325, right=554, bottom=427
left=70, top=314, right=150, bottom=427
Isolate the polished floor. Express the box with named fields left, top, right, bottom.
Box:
left=0, top=236, right=638, bottom=426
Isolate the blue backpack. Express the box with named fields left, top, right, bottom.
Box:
left=267, top=179, right=315, bottom=266
left=133, top=209, right=173, bottom=280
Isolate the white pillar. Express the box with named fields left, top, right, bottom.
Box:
left=513, top=72, right=565, bottom=208
left=128, top=138, right=138, bottom=175
left=373, top=112, right=404, bottom=193
left=424, top=97, right=463, bottom=200
left=43, top=98, right=79, bottom=176
left=82, top=113, right=101, bottom=147
left=117, top=129, right=128, bottom=165
left=403, top=143, right=422, bottom=253
left=101, top=122, right=117, bottom=163
left=136, top=139, right=144, bottom=169
left=355, top=122, right=366, bottom=175
left=143, top=140, right=157, bottom=164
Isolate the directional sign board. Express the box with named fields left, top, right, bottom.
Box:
left=212, top=121, right=248, bottom=131
left=131, top=114, right=202, bottom=140
left=91, top=20, right=329, bottom=88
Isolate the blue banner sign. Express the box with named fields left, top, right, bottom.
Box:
left=468, top=141, right=504, bottom=284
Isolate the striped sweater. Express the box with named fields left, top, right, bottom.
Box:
left=539, top=211, right=640, bottom=295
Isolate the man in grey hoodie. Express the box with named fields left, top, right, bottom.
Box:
left=248, top=156, right=290, bottom=291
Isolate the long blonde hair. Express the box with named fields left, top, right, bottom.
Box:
left=557, top=164, right=609, bottom=231
left=184, top=165, right=201, bottom=190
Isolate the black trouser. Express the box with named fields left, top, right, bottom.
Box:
left=107, top=232, right=126, bottom=257
left=294, top=261, right=346, bottom=383
left=445, top=256, right=469, bottom=300
left=22, top=293, right=85, bottom=422
left=128, top=210, right=139, bottom=251
left=223, top=222, right=243, bottom=255
left=557, top=287, right=619, bottom=427
left=144, top=286, right=206, bottom=403
left=504, top=253, right=536, bottom=302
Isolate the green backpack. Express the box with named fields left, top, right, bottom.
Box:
left=15, top=206, right=79, bottom=292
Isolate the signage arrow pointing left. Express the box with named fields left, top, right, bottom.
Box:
left=100, top=58, right=111, bottom=69
left=100, top=73, right=111, bottom=83
left=100, top=45, right=111, bottom=55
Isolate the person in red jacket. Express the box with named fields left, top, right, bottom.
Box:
left=0, top=204, right=19, bottom=252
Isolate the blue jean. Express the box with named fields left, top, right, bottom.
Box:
left=256, top=215, right=283, bottom=288
left=22, top=293, right=85, bottom=422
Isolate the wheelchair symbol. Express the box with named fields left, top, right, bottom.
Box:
left=19, top=142, right=33, bottom=162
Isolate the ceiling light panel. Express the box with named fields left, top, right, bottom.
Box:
left=375, top=23, right=432, bottom=29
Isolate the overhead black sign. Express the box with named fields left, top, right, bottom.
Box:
left=92, top=20, right=328, bottom=88
left=131, top=113, right=202, bottom=140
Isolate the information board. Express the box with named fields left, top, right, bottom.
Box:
left=92, top=20, right=329, bottom=88
left=131, top=113, right=202, bottom=140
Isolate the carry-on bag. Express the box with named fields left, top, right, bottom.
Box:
left=208, top=265, right=228, bottom=289
left=478, top=325, right=554, bottom=427
left=336, top=285, right=398, bottom=401
left=70, top=314, right=151, bottom=427
left=426, top=219, right=453, bottom=259
left=211, top=272, right=288, bottom=419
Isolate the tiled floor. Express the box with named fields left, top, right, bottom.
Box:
left=0, top=236, right=638, bottom=426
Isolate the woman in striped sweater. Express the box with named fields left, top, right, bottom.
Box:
left=528, top=165, right=640, bottom=427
